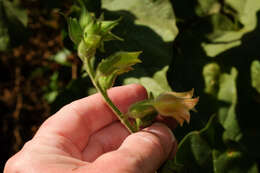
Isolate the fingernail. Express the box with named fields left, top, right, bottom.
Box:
left=144, top=122, right=176, bottom=148
left=145, top=123, right=177, bottom=159
left=153, top=123, right=176, bottom=143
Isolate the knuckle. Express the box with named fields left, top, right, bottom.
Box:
left=4, top=140, right=34, bottom=173
left=4, top=153, right=23, bottom=173
left=135, top=132, right=166, bottom=156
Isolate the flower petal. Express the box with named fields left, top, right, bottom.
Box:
left=168, top=88, right=194, bottom=99
left=180, top=97, right=199, bottom=110
left=153, top=90, right=199, bottom=126
left=170, top=109, right=190, bottom=126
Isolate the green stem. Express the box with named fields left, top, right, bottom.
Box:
left=85, top=57, right=136, bottom=133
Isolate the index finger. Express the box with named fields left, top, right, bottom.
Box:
left=35, top=84, right=147, bottom=151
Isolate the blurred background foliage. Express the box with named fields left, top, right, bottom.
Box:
left=0, top=0, right=260, bottom=172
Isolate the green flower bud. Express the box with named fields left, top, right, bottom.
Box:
left=84, top=21, right=101, bottom=35
left=127, top=100, right=157, bottom=119
left=77, top=35, right=101, bottom=60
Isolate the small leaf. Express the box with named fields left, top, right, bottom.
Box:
left=100, top=17, right=121, bottom=34
left=96, top=51, right=141, bottom=90
left=98, top=51, right=141, bottom=75
left=79, top=6, right=93, bottom=29
left=67, top=17, right=83, bottom=45
left=103, top=31, right=123, bottom=42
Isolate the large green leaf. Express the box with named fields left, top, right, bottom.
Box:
left=165, top=115, right=224, bottom=172
left=102, top=0, right=178, bottom=42
left=102, top=0, right=178, bottom=83
left=202, top=0, right=260, bottom=57
left=101, top=0, right=177, bottom=97
left=124, top=66, right=172, bottom=97
left=169, top=0, right=260, bottom=171
left=217, top=68, right=242, bottom=142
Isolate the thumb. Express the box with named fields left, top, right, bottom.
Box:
left=88, top=123, right=177, bottom=173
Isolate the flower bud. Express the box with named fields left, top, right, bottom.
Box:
left=127, top=100, right=156, bottom=119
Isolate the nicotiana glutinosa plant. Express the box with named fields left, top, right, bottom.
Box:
left=66, top=3, right=199, bottom=133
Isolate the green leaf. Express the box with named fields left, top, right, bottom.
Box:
left=67, top=17, right=83, bottom=45
left=79, top=6, right=93, bottom=29
left=43, top=72, right=60, bottom=103
left=213, top=150, right=259, bottom=173
left=203, top=63, right=221, bottom=95
left=0, top=23, right=9, bottom=51
left=172, top=115, right=224, bottom=172
left=97, top=51, right=141, bottom=75
left=162, top=115, right=223, bottom=172
left=124, top=66, right=172, bottom=97
left=251, top=60, right=260, bottom=93
left=100, top=18, right=121, bottom=34
left=202, top=0, right=260, bottom=57
left=0, top=1, right=9, bottom=51
left=49, top=49, right=72, bottom=67
left=217, top=68, right=242, bottom=142
left=224, top=0, right=247, bottom=16
left=102, top=0, right=178, bottom=75
left=96, top=51, right=141, bottom=90
left=195, top=0, right=221, bottom=17
left=102, top=0, right=178, bottom=42
left=0, top=0, right=28, bottom=50
left=3, top=0, right=28, bottom=27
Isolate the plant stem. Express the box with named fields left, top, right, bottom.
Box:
left=85, top=57, right=136, bottom=133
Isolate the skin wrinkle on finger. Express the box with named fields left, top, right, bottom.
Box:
left=5, top=139, right=89, bottom=173
left=133, top=132, right=166, bottom=159
left=82, top=121, right=130, bottom=162
left=83, top=123, right=175, bottom=173
left=120, top=135, right=164, bottom=173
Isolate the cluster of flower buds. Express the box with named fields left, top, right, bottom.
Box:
left=67, top=7, right=122, bottom=60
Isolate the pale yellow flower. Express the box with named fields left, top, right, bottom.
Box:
left=153, top=89, right=199, bottom=126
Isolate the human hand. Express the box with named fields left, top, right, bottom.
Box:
left=4, top=84, right=177, bottom=173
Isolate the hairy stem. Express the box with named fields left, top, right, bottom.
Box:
left=85, top=57, right=136, bottom=133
